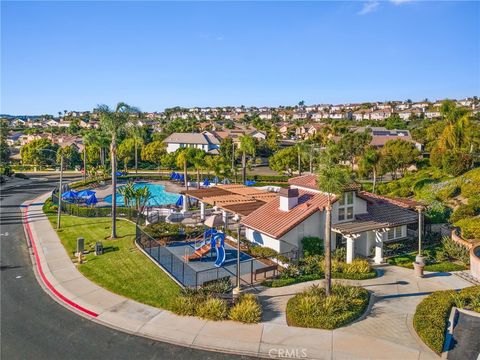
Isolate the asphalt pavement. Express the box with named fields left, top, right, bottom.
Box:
left=0, top=175, right=252, bottom=360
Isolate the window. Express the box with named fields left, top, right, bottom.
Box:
left=387, top=226, right=404, bottom=240
left=338, top=192, right=354, bottom=221
left=346, top=207, right=354, bottom=220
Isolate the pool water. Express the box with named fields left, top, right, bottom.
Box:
left=104, top=182, right=180, bottom=207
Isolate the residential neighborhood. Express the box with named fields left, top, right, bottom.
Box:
left=2, top=1, right=479, bottom=360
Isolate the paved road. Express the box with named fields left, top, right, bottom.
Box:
left=0, top=176, right=252, bottom=360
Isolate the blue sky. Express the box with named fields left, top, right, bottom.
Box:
left=2, top=1, right=479, bottom=115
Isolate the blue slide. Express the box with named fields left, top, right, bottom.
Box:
left=213, top=233, right=226, bottom=267
left=195, top=228, right=217, bottom=250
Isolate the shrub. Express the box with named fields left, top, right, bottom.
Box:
left=425, top=201, right=451, bottom=223
left=413, top=286, right=480, bottom=354
left=455, top=217, right=480, bottom=240
left=286, top=284, right=369, bottom=329
left=201, top=278, right=232, bottom=295
left=449, top=204, right=479, bottom=223
left=302, top=237, right=323, bottom=257
left=229, top=294, right=262, bottom=323
left=440, top=236, right=470, bottom=265
left=343, top=259, right=372, bottom=274
left=196, top=297, right=228, bottom=321
left=174, top=295, right=199, bottom=316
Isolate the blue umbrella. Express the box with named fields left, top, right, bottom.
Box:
left=116, top=171, right=125, bottom=177
left=61, top=190, right=78, bottom=200
left=179, top=174, right=185, bottom=182
left=213, top=176, right=219, bottom=184
left=86, top=194, right=98, bottom=206
left=245, top=180, right=256, bottom=186
left=77, top=189, right=96, bottom=198
left=203, top=178, right=210, bottom=187
left=173, top=173, right=179, bottom=180
left=170, top=172, right=176, bottom=179
left=175, top=196, right=183, bottom=207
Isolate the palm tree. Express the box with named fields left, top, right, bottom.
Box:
left=317, top=159, right=351, bottom=296
left=238, top=135, right=256, bottom=184
left=359, top=147, right=381, bottom=193
left=127, top=121, right=146, bottom=174
left=176, top=148, right=192, bottom=190
left=97, top=102, right=140, bottom=239
left=192, top=150, right=206, bottom=189
left=295, top=142, right=307, bottom=175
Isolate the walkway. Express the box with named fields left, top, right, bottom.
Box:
left=24, top=192, right=473, bottom=359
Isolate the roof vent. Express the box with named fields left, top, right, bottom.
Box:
left=279, top=188, right=299, bottom=211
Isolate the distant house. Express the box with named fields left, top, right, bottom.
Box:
left=241, top=174, right=420, bottom=265
left=398, top=108, right=422, bottom=120
left=353, top=109, right=372, bottom=121
left=307, top=123, right=327, bottom=137
left=425, top=110, right=441, bottom=119
left=353, top=126, right=422, bottom=150
left=369, top=109, right=392, bottom=121
left=6, top=132, right=23, bottom=146
left=163, top=132, right=220, bottom=154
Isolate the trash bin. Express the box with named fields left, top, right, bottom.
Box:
left=76, top=237, right=84, bottom=254
left=95, top=242, right=103, bottom=256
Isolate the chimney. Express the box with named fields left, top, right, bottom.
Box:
left=279, top=188, right=299, bottom=211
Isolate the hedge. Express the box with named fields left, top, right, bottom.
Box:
left=262, top=270, right=377, bottom=288
left=286, top=284, right=369, bottom=329
left=413, top=286, right=480, bottom=354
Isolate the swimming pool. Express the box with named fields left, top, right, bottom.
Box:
left=104, top=182, right=180, bottom=207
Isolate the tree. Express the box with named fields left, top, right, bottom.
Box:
left=20, top=139, right=59, bottom=168
left=358, top=147, right=382, bottom=193
left=380, top=139, right=419, bottom=179
left=239, top=135, right=256, bottom=183
left=176, top=148, right=196, bottom=189
left=57, top=145, right=81, bottom=170
left=127, top=121, right=146, bottom=173
left=97, top=102, right=139, bottom=239
left=0, top=120, right=11, bottom=165
left=141, top=140, right=167, bottom=172
left=269, top=147, right=298, bottom=175
left=317, top=158, right=351, bottom=297
left=295, top=142, right=308, bottom=175
left=336, top=132, right=372, bottom=170
left=192, top=149, right=207, bottom=188
left=117, top=138, right=136, bottom=172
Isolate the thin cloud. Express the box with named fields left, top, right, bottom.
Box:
left=358, top=1, right=380, bottom=15
left=390, top=0, right=414, bottom=4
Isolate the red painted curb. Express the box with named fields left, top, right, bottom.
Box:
left=23, top=205, right=99, bottom=318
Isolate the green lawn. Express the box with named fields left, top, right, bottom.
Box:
left=386, top=245, right=467, bottom=272
left=48, top=215, right=180, bottom=311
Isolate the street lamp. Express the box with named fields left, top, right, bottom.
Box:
left=38, top=148, right=64, bottom=230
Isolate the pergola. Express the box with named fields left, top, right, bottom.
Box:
left=181, top=185, right=277, bottom=226
left=332, top=202, right=419, bottom=264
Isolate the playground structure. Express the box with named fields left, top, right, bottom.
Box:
left=184, top=228, right=226, bottom=267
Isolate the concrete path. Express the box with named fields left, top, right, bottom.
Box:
left=23, top=192, right=474, bottom=360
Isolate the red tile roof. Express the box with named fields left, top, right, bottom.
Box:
left=288, top=174, right=360, bottom=192
left=241, top=190, right=335, bottom=239
left=357, top=191, right=423, bottom=210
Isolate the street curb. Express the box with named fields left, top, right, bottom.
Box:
left=22, top=199, right=99, bottom=318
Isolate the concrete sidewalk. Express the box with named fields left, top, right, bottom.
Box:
left=23, top=193, right=473, bottom=359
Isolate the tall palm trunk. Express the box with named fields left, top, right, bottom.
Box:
left=110, top=137, right=117, bottom=239
left=196, top=168, right=200, bottom=189
left=134, top=140, right=138, bottom=174
left=83, top=147, right=87, bottom=183
left=324, top=201, right=332, bottom=296
left=184, top=161, right=188, bottom=190
left=372, top=168, right=377, bottom=194
left=242, top=152, right=246, bottom=184
left=298, top=151, right=302, bottom=175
